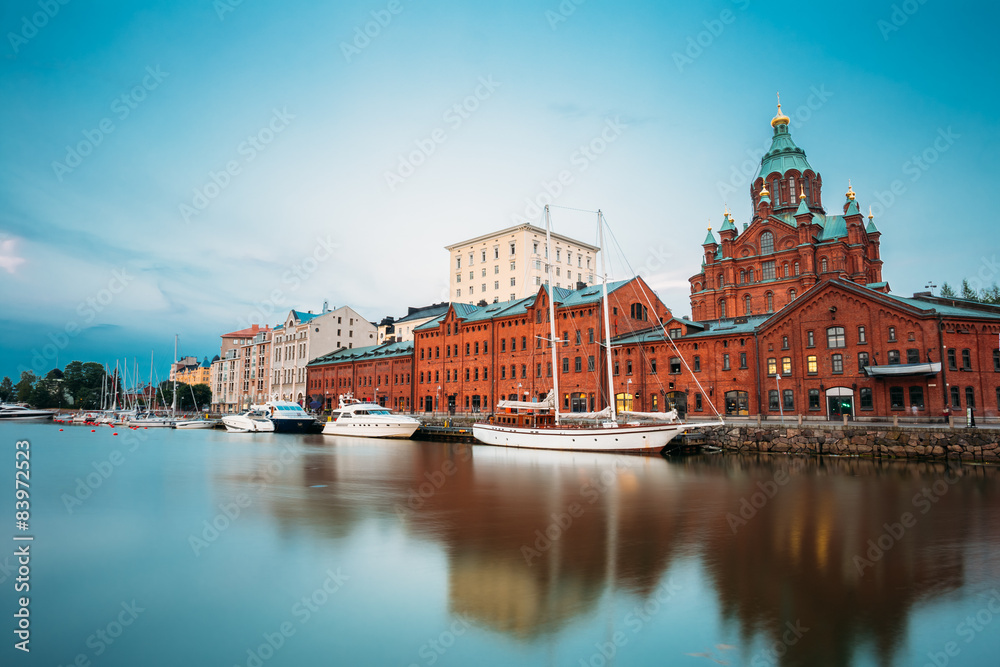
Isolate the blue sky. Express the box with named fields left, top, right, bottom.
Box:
left=1, top=0, right=997, bottom=380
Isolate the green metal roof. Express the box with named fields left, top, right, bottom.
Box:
left=308, top=340, right=414, bottom=366
left=866, top=217, right=879, bottom=234
left=756, top=124, right=815, bottom=180
left=881, top=294, right=1000, bottom=321
left=719, top=216, right=736, bottom=233
left=795, top=195, right=811, bottom=217
left=844, top=199, right=860, bottom=217
left=703, top=228, right=717, bottom=245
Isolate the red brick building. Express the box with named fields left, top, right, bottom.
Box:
left=306, top=105, right=1000, bottom=422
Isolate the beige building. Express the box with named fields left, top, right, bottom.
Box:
left=376, top=303, right=450, bottom=344
left=446, top=223, right=600, bottom=304
left=271, top=305, right=376, bottom=403
left=210, top=325, right=272, bottom=412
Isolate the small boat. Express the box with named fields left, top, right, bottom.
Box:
left=221, top=410, right=275, bottom=433
left=256, top=400, right=323, bottom=434
left=0, top=403, right=56, bottom=421
left=173, top=418, right=219, bottom=429
left=126, top=412, right=175, bottom=428
left=322, top=393, right=420, bottom=439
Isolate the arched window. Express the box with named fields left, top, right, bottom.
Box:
left=718, top=299, right=727, bottom=318
left=821, top=257, right=828, bottom=273
left=783, top=262, right=789, bottom=277
left=718, top=273, right=724, bottom=287
left=804, top=178, right=811, bottom=203
left=789, top=288, right=797, bottom=301
left=743, top=295, right=752, bottom=315
left=794, top=261, right=800, bottom=276
left=740, top=270, right=746, bottom=284
left=765, top=292, right=774, bottom=313
left=748, top=268, right=755, bottom=282
left=760, top=232, right=774, bottom=255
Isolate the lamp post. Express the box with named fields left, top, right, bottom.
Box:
left=627, top=378, right=632, bottom=414
left=776, top=373, right=784, bottom=424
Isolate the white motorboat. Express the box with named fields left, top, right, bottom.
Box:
left=472, top=207, right=721, bottom=454
left=0, top=403, right=56, bottom=421
left=322, top=394, right=420, bottom=439
left=221, top=410, right=275, bottom=433
left=255, top=400, right=323, bottom=434
left=173, top=419, right=219, bottom=429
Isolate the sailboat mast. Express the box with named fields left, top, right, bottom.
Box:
left=544, top=206, right=561, bottom=426
left=598, top=210, right=617, bottom=421
left=172, top=334, right=178, bottom=416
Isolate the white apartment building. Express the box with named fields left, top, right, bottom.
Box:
left=446, top=223, right=600, bottom=304
left=271, top=304, right=376, bottom=403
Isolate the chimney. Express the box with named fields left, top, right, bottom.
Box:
left=322, top=300, right=329, bottom=313
left=576, top=281, right=587, bottom=290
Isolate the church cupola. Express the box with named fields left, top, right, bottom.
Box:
left=757, top=179, right=772, bottom=218
left=752, top=95, right=824, bottom=215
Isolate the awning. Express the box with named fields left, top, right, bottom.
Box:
left=863, top=362, right=941, bottom=378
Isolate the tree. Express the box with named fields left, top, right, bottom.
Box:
left=0, top=376, right=12, bottom=402
left=939, top=282, right=956, bottom=298
left=191, top=384, right=212, bottom=411
left=15, top=371, right=36, bottom=403
left=981, top=283, right=1000, bottom=305
left=961, top=279, right=978, bottom=300
left=46, top=368, right=64, bottom=380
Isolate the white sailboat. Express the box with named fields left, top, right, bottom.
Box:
left=472, top=207, right=722, bottom=453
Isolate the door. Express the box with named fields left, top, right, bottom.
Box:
left=424, top=396, right=434, bottom=412
left=448, top=395, right=456, bottom=415
left=666, top=391, right=687, bottom=418
left=570, top=392, right=587, bottom=413
left=827, top=395, right=854, bottom=420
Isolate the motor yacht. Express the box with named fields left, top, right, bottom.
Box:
left=0, top=403, right=56, bottom=421
left=221, top=409, right=275, bottom=433
left=322, top=394, right=420, bottom=439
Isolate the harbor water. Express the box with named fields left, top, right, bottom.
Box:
left=2, top=422, right=1000, bottom=666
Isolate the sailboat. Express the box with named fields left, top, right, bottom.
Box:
left=472, top=207, right=722, bottom=453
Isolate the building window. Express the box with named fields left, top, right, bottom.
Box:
left=962, top=349, right=972, bottom=370
left=563, top=358, right=570, bottom=373
left=630, top=303, right=648, bottom=320
left=768, top=390, right=780, bottom=411
left=743, top=295, right=752, bottom=315
left=783, top=389, right=794, bottom=410
left=748, top=268, right=755, bottom=282
left=831, top=354, right=843, bottom=374
left=966, top=387, right=976, bottom=409
left=740, top=270, right=746, bottom=284
left=909, top=386, right=924, bottom=409
left=782, top=357, right=792, bottom=374
left=761, top=232, right=774, bottom=255
left=808, top=389, right=820, bottom=410
left=793, top=262, right=800, bottom=276
left=890, top=387, right=904, bottom=410
left=858, top=326, right=867, bottom=344
left=767, top=357, right=777, bottom=375
left=807, top=355, right=818, bottom=374
left=650, top=358, right=657, bottom=374
left=827, top=326, right=846, bottom=348
left=765, top=292, right=774, bottom=313
left=858, top=351, right=869, bottom=371
left=951, top=386, right=960, bottom=408
left=789, top=288, right=796, bottom=301
left=722, top=354, right=730, bottom=371
left=614, top=361, right=619, bottom=376
left=783, top=263, right=789, bottom=277
left=782, top=336, right=789, bottom=350
left=694, top=356, right=701, bottom=372
left=906, top=349, right=920, bottom=364
left=536, top=363, right=542, bottom=378
left=574, top=357, right=582, bottom=372
left=888, top=350, right=900, bottom=365
left=695, top=393, right=703, bottom=411
left=888, top=326, right=896, bottom=342
left=501, top=366, right=506, bottom=379
left=510, top=242, right=516, bottom=255
left=820, top=258, right=828, bottom=273
left=947, top=348, right=957, bottom=370
left=860, top=387, right=873, bottom=410
left=739, top=352, right=747, bottom=369
left=994, top=349, right=1000, bottom=371
left=670, top=357, right=681, bottom=374
left=806, top=330, right=815, bottom=347
left=626, top=360, right=633, bottom=375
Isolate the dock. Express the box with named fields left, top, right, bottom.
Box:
left=413, top=424, right=478, bottom=443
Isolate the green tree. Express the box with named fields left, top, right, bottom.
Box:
left=960, top=279, right=978, bottom=300
left=0, top=376, right=12, bottom=402
left=191, top=384, right=212, bottom=411
left=981, top=283, right=1000, bottom=304
left=939, top=282, right=956, bottom=298
left=15, top=371, right=36, bottom=403
left=29, top=378, right=62, bottom=409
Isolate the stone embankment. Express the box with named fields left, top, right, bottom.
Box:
left=700, top=424, right=1000, bottom=463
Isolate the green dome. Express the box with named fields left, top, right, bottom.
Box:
left=756, top=123, right=814, bottom=180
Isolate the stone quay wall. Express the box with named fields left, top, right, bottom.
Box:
left=699, top=425, right=1000, bottom=463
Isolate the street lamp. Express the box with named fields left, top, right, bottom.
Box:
left=776, top=373, right=784, bottom=424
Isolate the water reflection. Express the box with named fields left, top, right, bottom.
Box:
left=232, top=440, right=1000, bottom=666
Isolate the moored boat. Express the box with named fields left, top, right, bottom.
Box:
left=256, top=400, right=323, bottom=434
left=0, top=403, right=56, bottom=421
left=221, top=410, right=275, bottom=433
left=322, top=394, right=420, bottom=439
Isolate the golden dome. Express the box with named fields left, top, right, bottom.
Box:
left=799, top=183, right=806, bottom=200
left=759, top=180, right=770, bottom=197
left=846, top=180, right=856, bottom=201
left=771, top=94, right=790, bottom=127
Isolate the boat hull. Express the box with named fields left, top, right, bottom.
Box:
left=272, top=418, right=324, bottom=434
left=173, top=420, right=218, bottom=429
left=322, top=421, right=419, bottom=439
left=221, top=415, right=274, bottom=433
left=0, top=414, right=55, bottom=422
left=472, top=422, right=690, bottom=453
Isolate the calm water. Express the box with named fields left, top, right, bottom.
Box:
left=2, top=422, right=1000, bottom=667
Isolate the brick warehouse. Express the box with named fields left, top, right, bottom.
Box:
left=306, top=104, right=1000, bottom=421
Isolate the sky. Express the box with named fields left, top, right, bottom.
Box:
left=1, top=0, right=997, bottom=381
